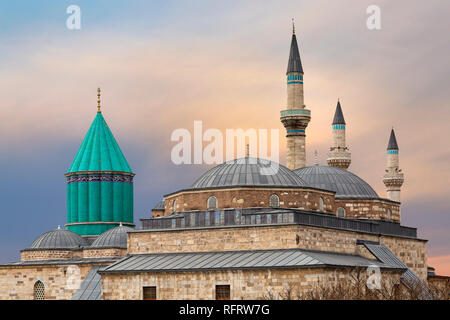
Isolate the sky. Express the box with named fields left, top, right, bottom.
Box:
left=0, top=0, right=449, bottom=275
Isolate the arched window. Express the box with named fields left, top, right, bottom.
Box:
left=269, top=194, right=280, bottom=208
left=337, top=207, right=346, bottom=218
left=319, top=197, right=324, bottom=212
left=207, top=196, right=218, bottom=210
left=387, top=209, right=391, bottom=221
left=172, top=200, right=177, bottom=213
left=34, top=280, right=45, bottom=300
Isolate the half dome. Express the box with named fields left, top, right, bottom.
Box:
left=191, top=157, right=307, bottom=189
left=90, top=225, right=134, bottom=248
left=29, top=228, right=88, bottom=249
left=294, top=165, right=378, bottom=199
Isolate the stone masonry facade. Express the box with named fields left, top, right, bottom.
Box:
left=335, top=198, right=400, bottom=222
left=127, top=225, right=427, bottom=280
left=101, top=267, right=403, bottom=300
left=0, top=263, right=100, bottom=300
left=163, top=187, right=400, bottom=223
left=164, top=187, right=335, bottom=215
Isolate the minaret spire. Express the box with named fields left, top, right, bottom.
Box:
left=383, top=128, right=404, bottom=203
left=281, top=20, right=310, bottom=170
left=327, top=100, right=351, bottom=169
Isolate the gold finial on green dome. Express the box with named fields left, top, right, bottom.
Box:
left=97, top=87, right=101, bottom=113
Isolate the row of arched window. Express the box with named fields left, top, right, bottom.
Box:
left=171, top=195, right=392, bottom=220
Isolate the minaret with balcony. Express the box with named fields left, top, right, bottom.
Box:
left=383, top=128, right=404, bottom=202
left=280, top=22, right=311, bottom=170
left=327, top=100, right=351, bottom=169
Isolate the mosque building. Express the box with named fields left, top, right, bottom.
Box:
left=0, top=24, right=447, bottom=300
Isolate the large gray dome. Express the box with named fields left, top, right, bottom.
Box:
left=191, top=157, right=307, bottom=189
left=90, top=225, right=134, bottom=248
left=294, top=165, right=379, bottom=199
left=29, top=228, right=88, bottom=249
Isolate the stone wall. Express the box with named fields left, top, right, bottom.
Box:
left=83, top=248, right=127, bottom=258
left=128, top=225, right=427, bottom=280
left=101, top=267, right=402, bottom=300
left=20, top=249, right=83, bottom=261
left=164, top=187, right=335, bottom=215
left=335, top=198, right=400, bottom=222
left=0, top=263, right=95, bottom=300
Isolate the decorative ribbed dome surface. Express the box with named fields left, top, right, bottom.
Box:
left=67, top=112, right=132, bottom=173
left=294, top=165, right=379, bottom=199
left=191, top=157, right=306, bottom=189
left=29, top=229, right=88, bottom=249
left=90, top=225, right=134, bottom=248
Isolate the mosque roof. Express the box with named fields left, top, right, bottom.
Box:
left=287, top=31, right=303, bottom=74
left=67, top=111, right=132, bottom=174
left=294, top=165, right=379, bottom=199
left=99, top=248, right=404, bottom=274
left=332, top=101, right=346, bottom=125
left=387, top=129, right=399, bottom=150
left=90, top=225, right=134, bottom=248
left=190, top=157, right=307, bottom=189
left=28, top=228, right=88, bottom=250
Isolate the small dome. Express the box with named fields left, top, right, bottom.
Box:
left=294, top=165, right=379, bottom=199
left=29, top=228, right=88, bottom=249
left=191, top=157, right=307, bottom=189
left=152, top=200, right=165, bottom=210
left=90, top=225, right=134, bottom=248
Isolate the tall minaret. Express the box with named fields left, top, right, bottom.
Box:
left=280, top=20, right=311, bottom=170
left=383, top=128, right=404, bottom=202
left=327, top=100, right=351, bottom=169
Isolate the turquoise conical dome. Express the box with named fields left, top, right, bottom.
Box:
left=65, top=104, right=135, bottom=237
left=68, top=112, right=132, bottom=173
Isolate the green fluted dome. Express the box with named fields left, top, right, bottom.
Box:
left=68, top=112, right=132, bottom=173
left=66, top=110, right=134, bottom=237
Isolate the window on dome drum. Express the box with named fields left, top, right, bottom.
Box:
left=143, top=286, right=157, bottom=300
left=269, top=194, right=280, bottom=208
left=387, top=209, right=391, bottom=221
left=207, top=196, right=218, bottom=210
left=172, top=200, right=177, bottom=213
left=337, top=207, right=346, bottom=218
left=215, top=285, right=230, bottom=300
left=319, top=197, right=324, bottom=212
left=34, top=281, right=45, bottom=300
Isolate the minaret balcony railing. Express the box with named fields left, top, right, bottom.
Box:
left=280, top=109, right=310, bottom=117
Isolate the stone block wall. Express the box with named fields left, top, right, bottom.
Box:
left=128, top=225, right=427, bottom=280
left=101, top=267, right=402, bottom=300
left=83, top=248, right=127, bottom=258
left=335, top=199, right=400, bottom=222
left=0, top=263, right=94, bottom=300
left=20, top=249, right=83, bottom=261
left=164, top=187, right=335, bottom=215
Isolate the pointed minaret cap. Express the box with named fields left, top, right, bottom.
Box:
left=387, top=128, right=399, bottom=150
left=332, top=100, right=346, bottom=125
left=286, top=19, right=303, bottom=74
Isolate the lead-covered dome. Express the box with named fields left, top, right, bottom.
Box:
left=90, top=225, right=134, bottom=248
left=191, top=157, right=306, bottom=189
left=29, top=228, right=88, bottom=249
left=294, top=165, right=378, bottom=199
